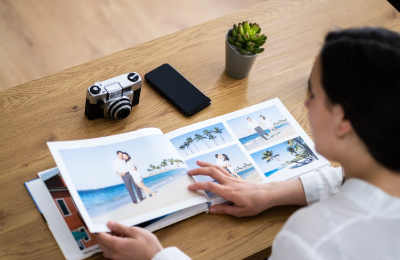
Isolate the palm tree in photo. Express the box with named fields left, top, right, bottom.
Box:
left=186, top=137, right=199, bottom=151
left=183, top=141, right=193, bottom=154
left=203, top=129, right=214, bottom=146
left=212, top=127, right=226, bottom=143
left=147, top=164, right=157, bottom=171
left=178, top=145, right=188, bottom=155
left=261, top=150, right=280, bottom=163
left=160, top=159, right=168, bottom=170
left=167, top=158, right=175, bottom=167
left=194, top=133, right=210, bottom=148
left=207, top=133, right=219, bottom=145
left=174, top=159, right=184, bottom=167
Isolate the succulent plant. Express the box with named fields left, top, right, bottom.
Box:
left=228, top=21, right=267, bottom=55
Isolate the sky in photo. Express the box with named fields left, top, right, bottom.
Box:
left=58, top=134, right=185, bottom=190
left=170, top=122, right=234, bottom=155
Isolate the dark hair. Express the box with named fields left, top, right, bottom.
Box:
left=215, top=154, right=219, bottom=158
left=122, top=152, right=131, bottom=161
left=260, top=115, right=265, bottom=120
left=116, top=151, right=123, bottom=155
left=222, top=154, right=230, bottom=161
left=247, top=117, right=251, bottom=120
left=320, top=27, right=400, bottom=171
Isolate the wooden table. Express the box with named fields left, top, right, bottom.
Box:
left=1, top=0, right=398, bottom=259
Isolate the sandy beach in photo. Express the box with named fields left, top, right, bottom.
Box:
left=242, top=169, right=264, bottom=183
left=91, top=174, right=204, bottom=224
left=243, top=124, right=297, bottom=151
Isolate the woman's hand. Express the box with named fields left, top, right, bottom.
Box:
left=188, top=161, right=307, bottom=217
left=97, top=221, right=163, bottom=260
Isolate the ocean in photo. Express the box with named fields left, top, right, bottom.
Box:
left=238, top=167, right=256, bottom=179
left=239, top=123, right=289, bottom=146
left=78, top=168, right=188, bottom=217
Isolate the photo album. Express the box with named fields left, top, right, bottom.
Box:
left=25, top=97, right=330, bottom=259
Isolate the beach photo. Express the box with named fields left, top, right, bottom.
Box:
left=169, top=122, right=234, bottom=158
left=50, top=129, right=209, bottom=231
left=185, top=144, right=265, bottom=199
left=226, top=105, right=297, bottom=151
left=250, top=136, right=319, bottom=178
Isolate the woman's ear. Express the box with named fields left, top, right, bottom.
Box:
left=333, top=105, right=353, bottom=138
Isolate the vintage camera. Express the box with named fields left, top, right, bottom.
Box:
left=85, top=73, right=141, bottom=120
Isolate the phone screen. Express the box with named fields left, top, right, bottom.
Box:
left=145, top=64, right=211, bottom=116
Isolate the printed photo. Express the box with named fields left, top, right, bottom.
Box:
left=53, top=131, right=207, bottom=230
left=185, top=144, right=265, bottom=199
left=40, top=168, right=98, bottom=251
left=250, top=136, right=319, bottom=178
left=170, top=122, right=234, bottom=158
left=226, top=105, right=297, bottom=151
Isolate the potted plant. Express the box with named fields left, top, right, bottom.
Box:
left=225, top=21, right=267, bottom=79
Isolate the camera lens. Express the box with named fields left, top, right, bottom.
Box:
left=108, top=97, right=132, bottom=120
left=127, top=73, right=139, bottom=82
left=89, top=85, right=101, bottom=95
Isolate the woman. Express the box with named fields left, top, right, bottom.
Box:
left=123, top=152, right=156, bottom=199
left=97, top=27, right=400, bottom=259
left=222, top=154, right=242, bottom=179
left=259, top=115, right=280, bottom=136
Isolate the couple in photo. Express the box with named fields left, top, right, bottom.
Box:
left=215, top=153, right=242, bottom=179
left=113, top=151, right=155, bottom=204
left=247, top=115, right=280, bottom=141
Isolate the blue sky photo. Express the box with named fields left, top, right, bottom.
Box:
left=185, top=144, right=252, bottom=183
left=251, top=140, right=301, bottom=176
left=58, top=134, right=185, bottom=191
left=170, top=122, right=234, bottom=157
left=226, top=105, right=288, bottom=140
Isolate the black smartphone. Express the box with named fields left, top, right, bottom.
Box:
left=145, top=64, right=211, bottom=116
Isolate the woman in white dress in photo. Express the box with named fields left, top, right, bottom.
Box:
left=259, top=115, right=280, bottom=136
left=123, top=153, right=156, bottom=199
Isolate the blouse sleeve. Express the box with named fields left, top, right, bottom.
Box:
left=152, top=247, right=191, bottom=260
left=299, top=166, right=344, bottom=204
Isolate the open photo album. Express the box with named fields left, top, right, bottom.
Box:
left=25, top=97, right=330, bottom=259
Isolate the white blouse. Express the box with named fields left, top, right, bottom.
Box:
left=152, top=167, right=400, bottom=260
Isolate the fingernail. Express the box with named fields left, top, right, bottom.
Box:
left=188, top=184, right=194, bottom=189
left=210, top=207, right=217, bottom=213
left=197, top=160, right=203, bottom=164
left=108, top=221, right=116, bottom=227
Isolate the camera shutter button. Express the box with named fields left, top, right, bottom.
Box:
left=127, top=73, right=139, bottom=82
left=90, top=85, right=101, bottom=94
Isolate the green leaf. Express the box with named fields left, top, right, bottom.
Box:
left=243, top=21, right=250, bottom=33
left=246, top=41, right=255, bottom=47
left=240, top=49, right=248, bottom=55
left=233, top=24, right=239, bottom=33
left=251, top=24, right=260, bottom=34
left=239, top=24, right=245, bottom=37
left=250, top=33, right=260, bottom=41
left=232, top=29, right=238, bottom=38
left=244, top=33, right=250, bottom=41
left=254, top=34, right=266, bottom=42
left=237, top=34, right=245, bottom=43
left=228, top=36, right=236, bottom=45
left=254, top=40, right=266, bottom=47
left=246, top=46, right=254, bottom=52
left=253, top=48, right=264, bottom=53
left=235, top=41, right=243, bottom=48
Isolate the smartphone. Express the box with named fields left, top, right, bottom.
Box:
left=145, top=64, right=211, bottom=116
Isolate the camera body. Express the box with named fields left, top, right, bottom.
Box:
left=85, top=73, right=141, bottom=120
